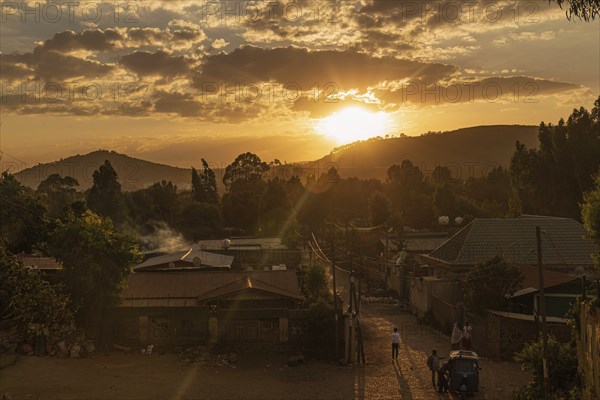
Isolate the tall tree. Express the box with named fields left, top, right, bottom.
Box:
left=37, top=173, right=81, bottom=220
left=191, top=159, right=218, bottom=204
left=47, top=210, right=141, bottom=326
left=509, top=97, right=600, bottom=219
left=0, top=172, right=48, bottom=253
left=87, top=160, right=126, bottom=224
left=582, top=171, right=600, bottom=270
left=222, top=153, right=269, bottom=233
left=369, top=191, right=392, bottom=226
left=222, top=152, right=269, bottom=187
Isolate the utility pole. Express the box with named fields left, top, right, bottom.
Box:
left=536, top=226, right=549, bottom=399
left=331, top=241, right=339, bottom=359
left=384, top=222, right=389, bottom=289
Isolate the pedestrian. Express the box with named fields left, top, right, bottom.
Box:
left=462, top=321, right=473, bottom=350
left=451, top=322, right=463, bottom=350
left=391, top=327, right=400, bottom=360
left=437, top=362, right=450, bottom=393
left=426, top=349, right=440, bottom=387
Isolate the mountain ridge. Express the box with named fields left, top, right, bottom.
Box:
left=12, top=125, right=539, bottom=191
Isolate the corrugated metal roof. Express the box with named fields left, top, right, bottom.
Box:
left=427, top=216, right=595, bottom=266
left=121, top=270, right=303, bottom=306
left=135, top=249, right=234, bottom=270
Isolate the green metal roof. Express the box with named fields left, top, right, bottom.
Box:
left=427, top=216, right=595, bottom=266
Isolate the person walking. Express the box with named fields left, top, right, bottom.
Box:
left=451, top=322, right=463, bottom=350
left=426, top=349, right=440, bottom=387
left=462, top=321, right=473, bottom=350
left=437, top=362, right=450, bottom=393
left=391, top=327, right=400, bottom=360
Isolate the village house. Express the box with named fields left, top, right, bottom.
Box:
left=405, top=215, right=596, bottom=359
left=107, top=249, right=305, bottom=347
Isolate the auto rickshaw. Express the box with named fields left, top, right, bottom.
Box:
left=448, top=350, right=480, bottom=398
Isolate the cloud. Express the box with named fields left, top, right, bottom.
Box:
left=120, top=50, right=196, bottom=79
left=192, top=46, right=457, bottom=91
left=374, top=76, right=582, bottom=107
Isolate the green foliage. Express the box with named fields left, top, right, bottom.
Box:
left=37, top=173, right=82, bottom=220
left=433, top=183, right=458, bottom=217
left=304, top=298, right=337, bottom=357
left=464, top=256, right=524, bottom=314
left=47, top=210, right=141, bottom=324
left=303, top=262, right=330, bottom=303
left=87, top=160, right=126, bottom=224
left=0, top=171, right=48, bottom=253
left=513, top=335, right=580, bottom=400
left=260, top=178, right=291, bottom=236
left=582, top=171, right=600, bottom=270
left=510, top=97, right=600, bottom=219
left=551, top=0, right=599, bottom=21
left=175, top=200, right=224, bottom=241
left=223, top=152, right=269, bottom=187
left=369, top=191, right=392, bottom=226
left=127, top=180, right=178, bottom=226
left=0, top=245, right=73, bottom=336
left=191, top=159, right=219, bottom=205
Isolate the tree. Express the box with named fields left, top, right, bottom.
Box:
left=0, top=244, right=73, bottom=337
left=176, top=201, right=223, bottom=241
left=37, top=173, right=81, bottom=220
left=509, top=97, right=600, bottom=219
left=222, top=152, right=269, bottom=187
left=87, top=160, right=126, bottom=224
left=582, top=171, right=600, bottom=270
left=303, top=262, right=329, bottom=303
left=260, top=178, right=291, bottom=236
left=191, top=159, right=218, bottom=205
left=513, top=335, right=580, bottom=400
left=551, top=0, right=599, bottom=21
left=369, top=191, right=392, bottom=226
left=222, top=153, right=269, bottom=233
left=127, top=180, right=178, bottom=226
left=0, top=172, right=48, bottom=253
left=433, top=183, right=458, bottom=218
left=464, top=256, right=524, bottom=315
left=47, top=210, right=141, bottom=326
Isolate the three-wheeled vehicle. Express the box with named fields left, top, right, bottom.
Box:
left=448, top=350, right=480, bottom=398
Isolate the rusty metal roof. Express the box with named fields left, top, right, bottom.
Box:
left=120, top=270, right=303, bottom=306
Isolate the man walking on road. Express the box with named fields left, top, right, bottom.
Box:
left=426, top=349, right=440, bottom=387
left=391, top=327, right=400, bottom=360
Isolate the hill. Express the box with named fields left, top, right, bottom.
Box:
left=14, top=150, right=195, bottom=192
left=305, top=125, right=539, bottom=180
left=13, top=125, right=540, bottom=191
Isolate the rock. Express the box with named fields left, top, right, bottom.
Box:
left=69, top=343, right=80, bottom=359
left=227, top=352, right=237, bottom=363
left=83, top=340, right=95, bottom=354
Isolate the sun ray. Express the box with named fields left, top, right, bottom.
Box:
left=316, top=107, right=393, bottom=144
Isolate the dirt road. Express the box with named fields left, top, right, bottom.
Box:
left=0, top=304, right=528, bottom=400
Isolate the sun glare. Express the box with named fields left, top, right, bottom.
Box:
left=317, top=107, right=393, bottom=144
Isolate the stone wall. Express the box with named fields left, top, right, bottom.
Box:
left=575, top=301, right=600, bottom=400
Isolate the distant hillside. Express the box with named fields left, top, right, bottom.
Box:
left=15, top=150, right=195, bottom=192
left=13, top=125, right=540, bottom=191
left=306, top=125, right=539, bottom=180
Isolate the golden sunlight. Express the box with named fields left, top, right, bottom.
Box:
left=316, top=107, right=393, bottom=144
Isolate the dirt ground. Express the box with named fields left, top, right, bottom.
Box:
left=0, top=304, right=529, bottom=400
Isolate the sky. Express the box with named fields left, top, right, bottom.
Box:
left=0, top=0, right=598, bottom=169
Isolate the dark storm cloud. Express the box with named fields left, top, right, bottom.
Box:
left=120, top=50, right=195, bottom=79
left=35, top=29, right=124, bottom=53
left=192, top=46, right=457, bottom=90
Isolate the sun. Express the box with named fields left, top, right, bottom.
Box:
left=316, top=107, right=393, bottom=144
